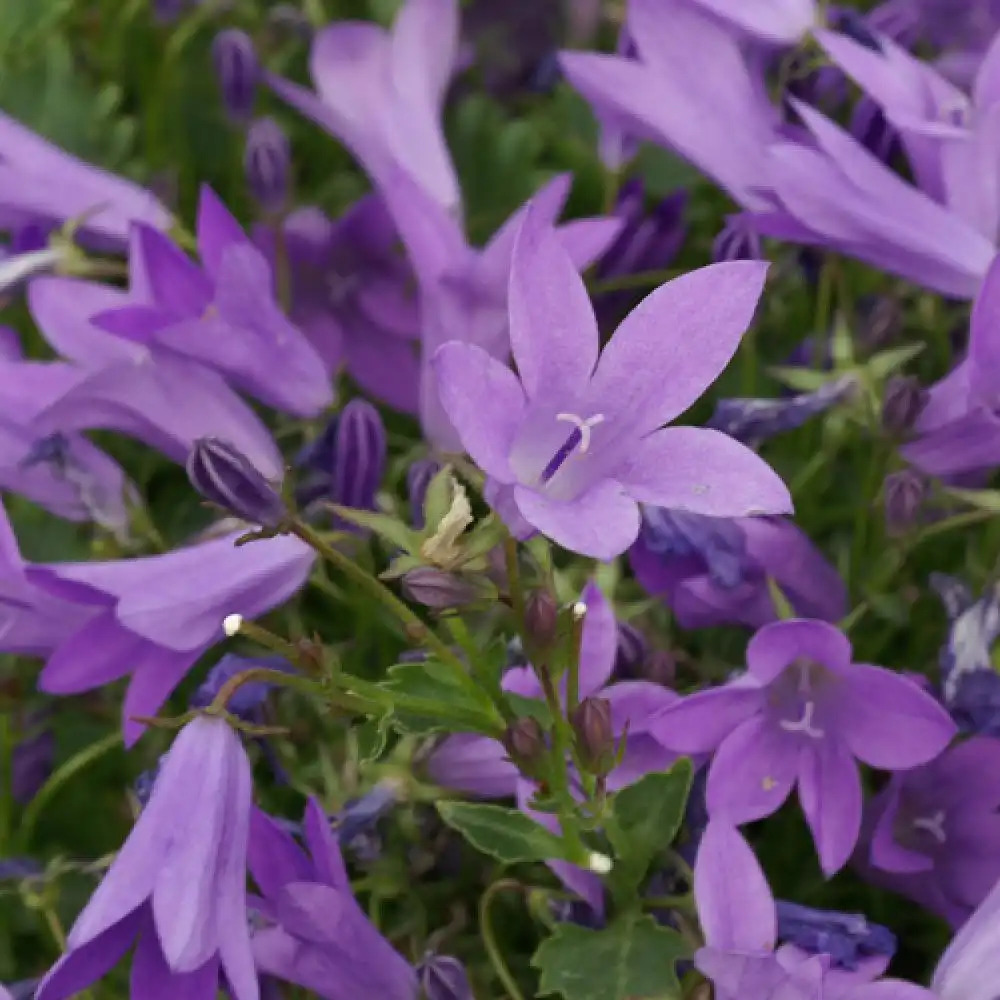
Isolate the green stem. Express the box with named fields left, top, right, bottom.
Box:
left=207, top=664, right=369, bottom=716
left=0, top=713, right=13, bottom=856
left=18, top=731, right=122, bottom=850
left=564, top=604, right=586, bottom=718
left=480, top=880, right=528, bottom=1000
left=504, top=535, right=526, bottom=634
left=918, top=508, right=994, bottom=542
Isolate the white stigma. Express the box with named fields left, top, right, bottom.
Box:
left=572, top=601, right=588, bottom=621
left=779, top=700, right=825, bottom=739
left=913, top=810, right=947, bottom=844
left=223, top=613, right=244, bottom=637
left=556, top=412, right=606, bottom=454
left=587, top=851, right=613, bottom=874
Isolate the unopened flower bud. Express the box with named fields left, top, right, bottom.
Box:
left=525, top=590, right=559, bottom=649
left=881, top=375, right=926, bottom=437
left=401, top=568, right=487, bottom=610
left=570, top=697, right=616, bottom=776
left=883, top=469, right=927, bottom=537
left=712, top=214, right=763, bottom=263
left=502, top=717, right=547, bottom=777
left=245, top=117, right=291, bottom=214
left=417, top=954, right=474, bottom=1000
left=187, top=437, right=287, bottom=529
left=407, top=459, right=441, bottom=528
left=850, top=96, right=899, bottom=165
left=334, top=400, right=386, bottom=511
left=212, top=29, right=258, bottom=122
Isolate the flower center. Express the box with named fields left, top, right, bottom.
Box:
left=779, top=699, right=825, bottom=739
left=772, top=660, right=828, bottom=740
left=911, top=810, right=947, bottom=845
left=539, top=412, right=605, bottom=484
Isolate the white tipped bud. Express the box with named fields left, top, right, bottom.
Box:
left=223, top=613, right=243, bottom=637
left=587, top=851, right=613, bottom=874
left=572, top=601, right=588, bottom=621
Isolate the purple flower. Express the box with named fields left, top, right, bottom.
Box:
left=28, top=531, right=314, bottom=744
left=213, top=29, right=259, bottom=123
left=191, top=654, right=292, bottom=721
left=712, top=214, right=764, bottom=263
left=255, top=197, right=421, bottom=413
left=631, top=510, right=846, bottom=629
left=36, top=717, right=256, bottom=1000
left=9, top=711, right=54, bottom=803
left=693, top=822, right=920, bottom=1000
left=856, top=737, right=1000, bottom=927
left=267, top=0, right=461, bottom=214
left=654, top=619, right=956, bottom=874
left=775, top=901, right=896, bottom=971
left=417, top=954, right=473, bottom=1000
left=244, top=118, right=291, bottom=213
left=85, top=186, right=331, bottom=417
left=0, top=110, right=171, bottom=248
left=247, top=799, right=417, bottom=1000
left=561, top=0, right=783, bottom=210
left=902, top=255, right=1000, bottom=479
left=433, top=210, right=790, bottom=559
left=685, top=0, right=816, bottom=45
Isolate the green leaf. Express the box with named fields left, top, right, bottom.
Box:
left=766, top=366, right=832, bottom=392
left=945, top=487, right=1000, bottom=513
left=328, top=505, right=418, bottom=552
left=866, top=343, right=924, bottom=380
left=504, top=692, right=553, bottom=727
left=422, top=465, right=456, bottom=534
left=382, top=660, right=502, bottom=736
left=355, top=714, right=389, bottom=764
left=436, top=801, right=570, bottom=864
left=533, top=914, right=689, bottom=1000
left=607, top=760, right=693, bottom=896
left=766, top=577, right=796, bottom=621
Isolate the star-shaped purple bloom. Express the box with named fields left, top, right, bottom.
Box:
left=855, top=737, right=1000, bottom=927
left=36, top=717, right=257, bottom=1000
left=654, top=619, right=956, bottom=874
left=432, top=208, right=791, bottom=559
left=247, top=799, right=417, bottom=1000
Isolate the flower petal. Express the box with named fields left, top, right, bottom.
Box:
left=652, top=685, right=761, bottom=754
left=130, top=925, right=221, bottom=1000
left=574, top=580, right=618, bottom=698
left=746, top=619, right=852, bottom=685
left=933, top=870, right=1000, bottom=1000
left=797, top=739, right=862, bottom=875
left=36, top=912, right=139, bottom=1000
left=426, top=734, right=519, bottom=798
left=694, top=820, right=776, bottom=952
left=616, top=426, right=792, bottom=517
left=432, top=343, right=526, bottom=481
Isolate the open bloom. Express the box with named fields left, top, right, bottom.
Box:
left=433, top=207, right=791, bottom=559
left=248, top=799, right=417, bottom=1000
left=855, top=737, right=1000, bottom=927
left=630, top=508, right=846, bottom=629
left=654, top=619, right=956, bottom=874
left=36, top=717, right=256, bottom=1000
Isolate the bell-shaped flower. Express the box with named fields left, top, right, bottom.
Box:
left=433, top=208, right=791, bottom=559
left=654, top=619, right=956, bottom=874
left=35, top=716, right=257, bottom=1000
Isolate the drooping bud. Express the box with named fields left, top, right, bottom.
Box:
left=187, top=437, right=287, bottom=529
left=245, top=117, right=291, bottom=214
left=712, top=214, right=763, bottom=263
left=883, top=469, right=927, bottom=536
left=212, top=29, right=258, bottom=122
left=333, top=399, right=387, bottom=511
left=502, top=717, right=548, bottom=778
left=190, top=653, right=291, bottom=720
left=570, top=697, right=616, bottom=776
left=401, top=567, right=491, bottom=610
left=417, top=954, right=474, bottom=1000
left=881, top=375, right=927, bottom=437
left=525, top=590, right=559, bottom=650
left=829, top=7, right=883, bottom=51
left=407, top=459, right=441, bottom=528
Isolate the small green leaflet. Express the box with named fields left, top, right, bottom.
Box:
left=436, top=801, right=571, bottom=864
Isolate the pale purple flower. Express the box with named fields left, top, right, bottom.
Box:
left=775, top=901, right=896, bottom=971
left=36, top=717, right=256, bottom=1000
left=902, top=255, right=1000, bottom=479
left=631, top=510, right=846, bottom=629
left=686, top=0, right=817, bottom=45
left=247, top=799, right=417, bottom=1000
left=0, top=110, right=171, bottom=248
left=693, top=821, right=926, bottom=1000
left=654, top=620, right=956, bottom=874
left=83, top=186, right=330, bottom=418
left=855, top=737, right=1000, bottom=927
left=267, top=0, right=461, bottom=214
left=433, top=210, right=790, bottom=559
left=28, top=531, right=314, bottom=744
left=560, top=0, right=784, bottom=210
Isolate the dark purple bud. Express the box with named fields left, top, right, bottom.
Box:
left=828, top=7, right=883, bottom=51
left=190, top=653, right=292, bottom=720
left=245, top=117, right=291, bottom=213
left=640, top=508, right=749, bottom=589
left=333, top=399, right=386, bottom=511
left=133, top=756, right=166, bottom=808
left=407, top=459, right=441, bottom=528
left=417, top=955, right=474, bottom=1000
left=335, top=782, right=398, bottom=847
left=712, top=214, right=763, bottom=263
left=776, top=901, right=896, bottom=970
left=850, top=96, right=900, bottom=164
left=525, top=590, right=559, bottom=650
left=707, top=376, right=854, bottom=446
left=949, top=669, right=1000, bottom=736
left=614, top=622, right=648, bottom=679
left=212, top=29, right=258, bottom=122
left=502, top=717, right=547, bottom=777
left=547, top=897, right=604, bottom=928
left=0, top=857, right=43, bottom=880
left=12, top=724, right=54, bottom=804
left=187, top=437, right=287, bottom=529
left=153, top=0, right=189, bottom=22
left=401, top=567, right=487, bottom=610
left=785, top=59, right=848, bottom=111
left=883, top=469, right=927, bottom=536
left=882, top=375, right=927, bottom=437
left=570, top=697, right=615, bottom=776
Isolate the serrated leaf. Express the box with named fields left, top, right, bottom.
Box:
left=383, top=660, right=502, bottom=736
left=533, top=914, right=688, bottom=1000
left=437, top=801, right=570, bottom=863
left=607, top=761, right=693, bottom=896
